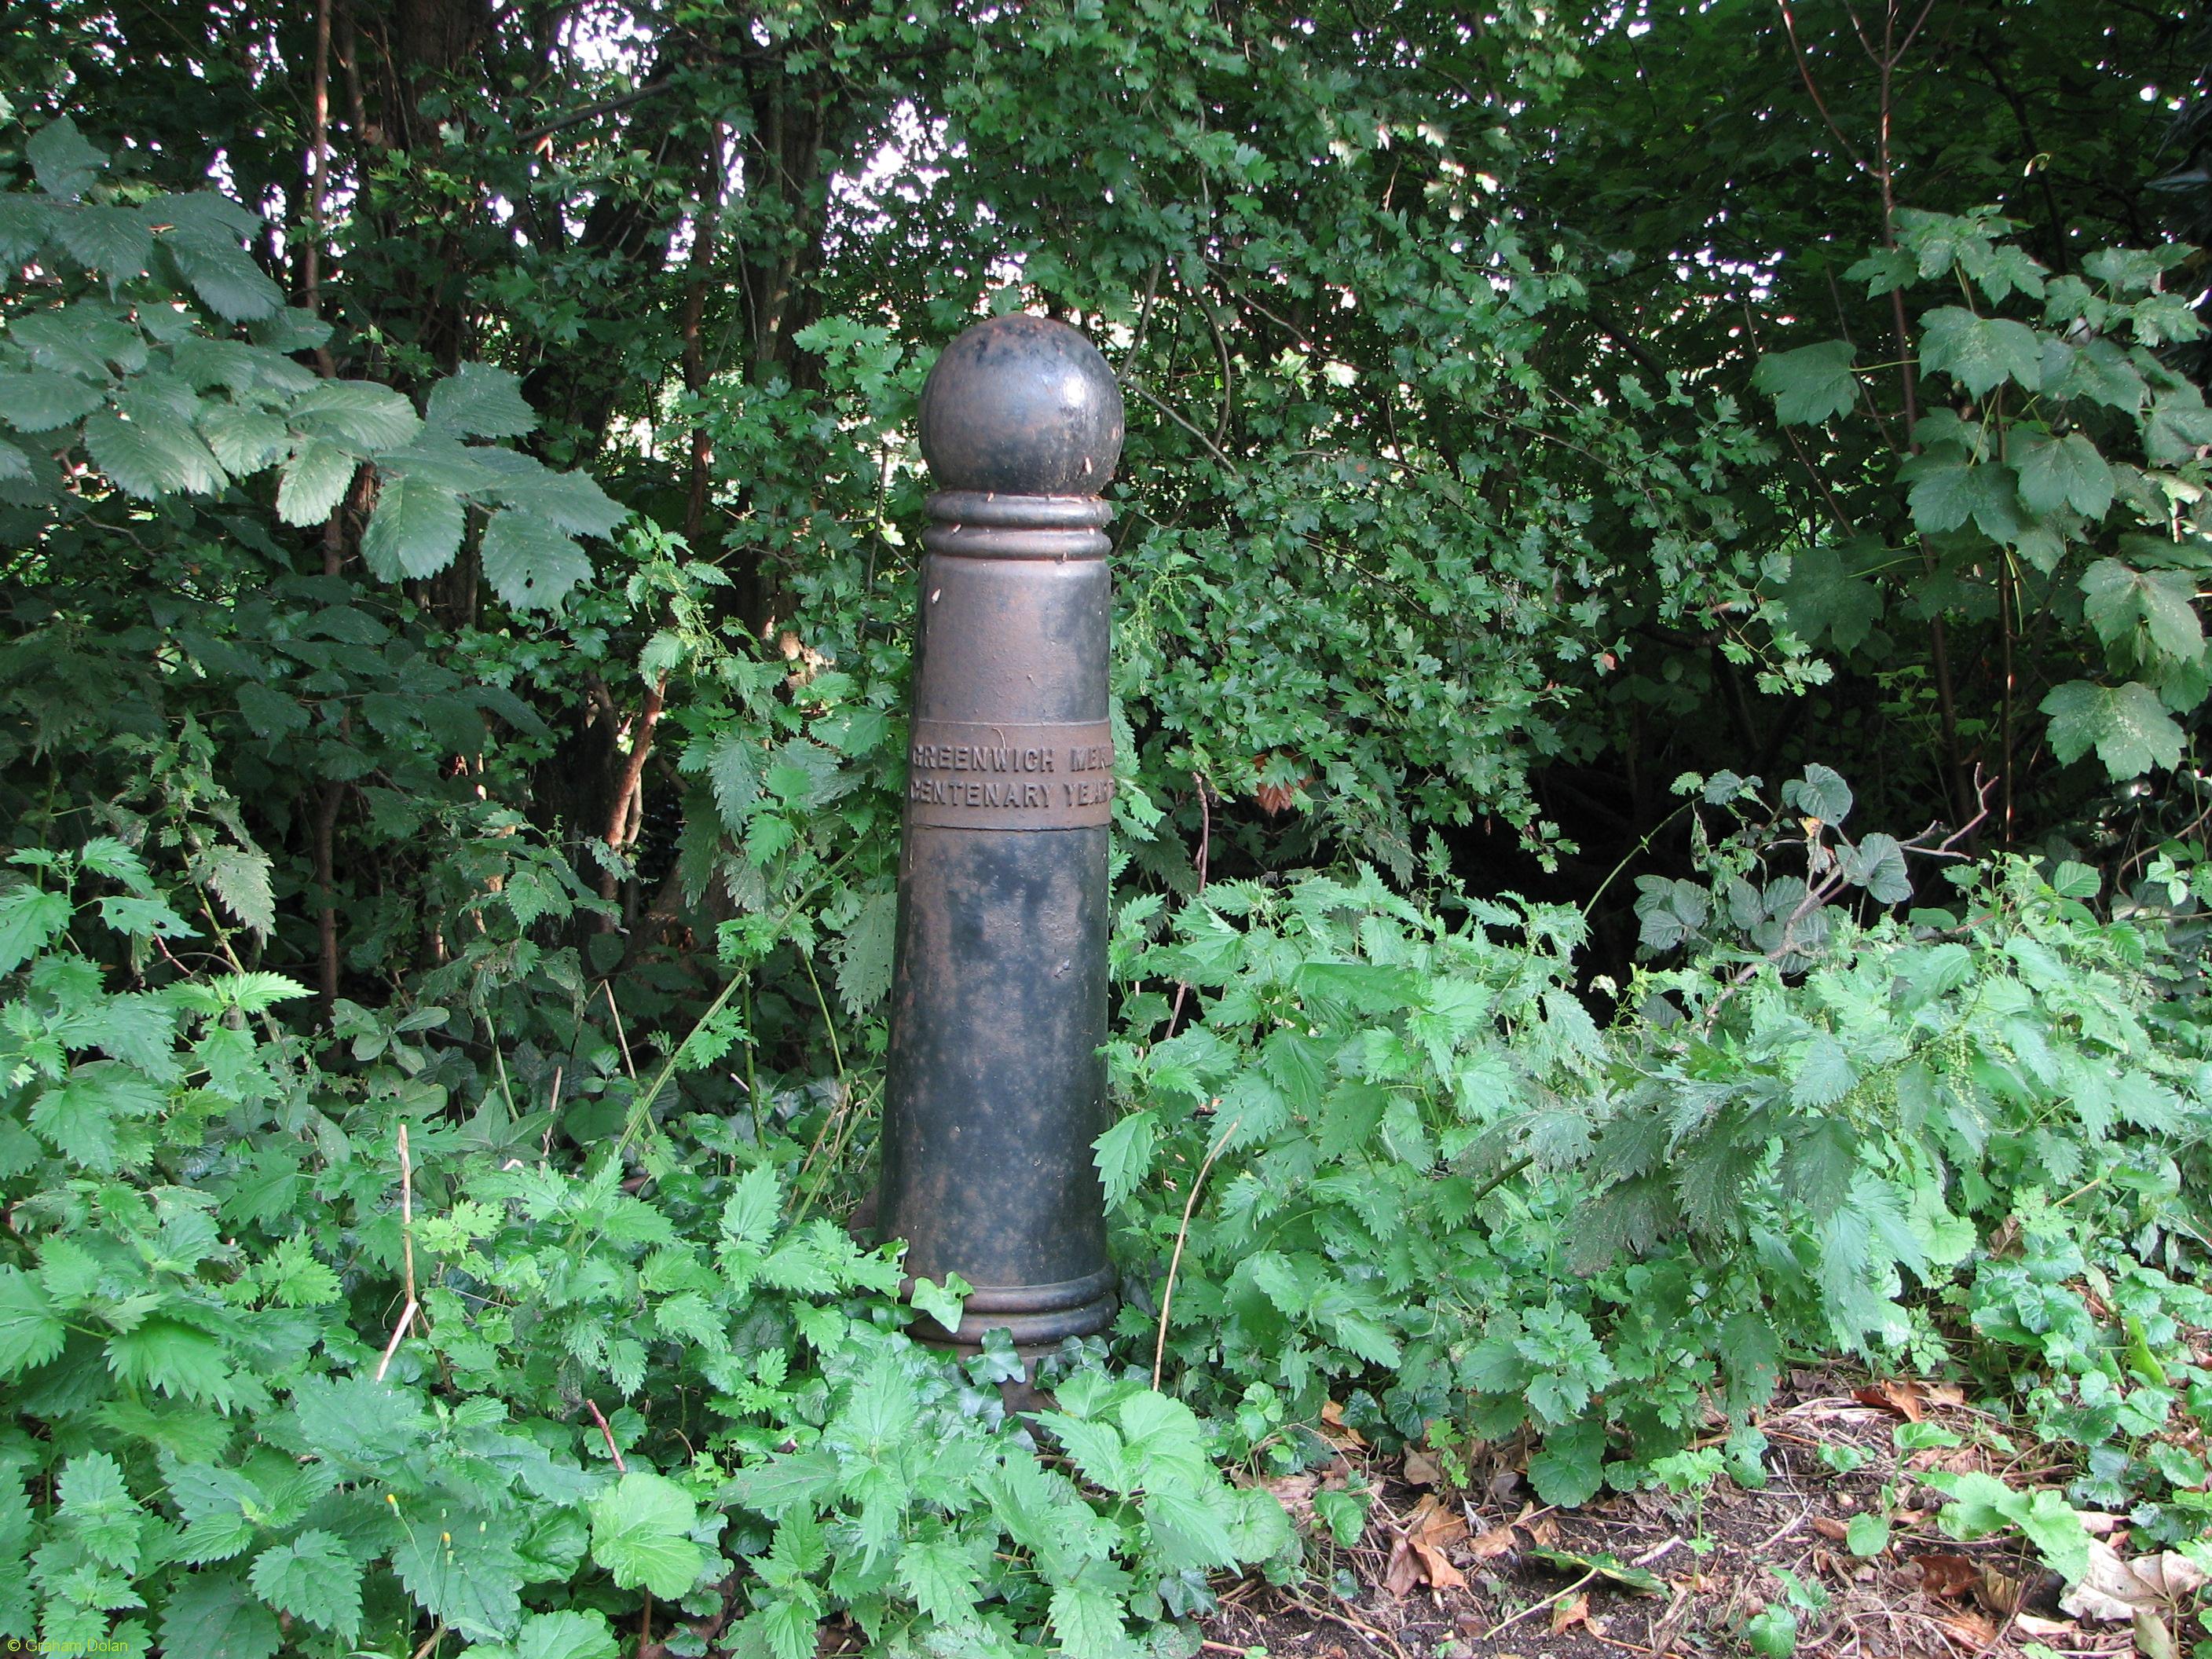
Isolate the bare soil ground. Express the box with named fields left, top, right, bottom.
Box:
left=1202, top=1368, right=2205, bottom=1659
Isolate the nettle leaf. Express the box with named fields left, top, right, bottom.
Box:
left=159, top=1568, right=282, bottom=1659
left=1918, top=307, right=2042, bottom=398
left=203, top=844, right=276, bottom=934
left=0, top=883, right=71, bottom=972
left=482, top=507, right=592, bottom=610
left=831, top=887, right=895, bottom=1015
left=361, top=471, right=466, bottom=580
left=248, top=1530, right=362, bottom=1639
left=2012, top=430, right=2113, bottom=520
left=0, top=1266, right=67, bottom=1375
left=27, top=116, right=108, bottom=200
left=1752, top=339, right=1858, bottom=425
left=277, top=440, right=357, bottom=526
left=2041, top=679, right=2184, bottom=778
left=393, top=1508, right=526, bottom=1641
left=289, top=381, right=423, bottom=451
left=588, top=1471, right=705, bottom=1599
left=2081, top=558, right=2203, bottom=662
left=0, top=367, right=104, bottom=432
left=1093, top=1110, right=1158, bottom=1208
left=427, top=361, right=537, bottom=439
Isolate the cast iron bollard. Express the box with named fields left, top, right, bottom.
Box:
left=874, top=313, right=1125, bottom=1353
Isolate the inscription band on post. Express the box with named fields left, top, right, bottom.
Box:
left=906, top=718, right=1115, bottom=829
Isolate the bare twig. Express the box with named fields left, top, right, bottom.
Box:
left=602, top=980, right=639, bottom=1080
left=586, top=1398, right=628, bottom=1472
left=1163, top=772, right=1212, bottom=1042
left=374, top=1300, right=418, bottom=1382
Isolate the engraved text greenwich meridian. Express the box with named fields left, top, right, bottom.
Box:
left=905, top=719, right=1116, bottom=830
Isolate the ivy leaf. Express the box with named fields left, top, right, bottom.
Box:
left=1752, top=340, right=1857, bottom=425
left=481, top=507, right=592, bottom=610
left=427, top=361, right=537, bottom=439
left=2012, top=430, right=2113, bottom=520
left=1918, top=307, right=2042, bottom=397
left=1093, top=1110, right=1158, bottom=1209
left=27, top=116, right=107, bottom=200
left=0, top=368, right=104, bottom=432
left=2040, top=679, right=2184, bottom=778
left=361, top=471, right=466, bottom=580
left=2081, top=559, right=2203, bottom=662
left=588, top=1471, right=705, bottom=1599
left=276, top=440, right=357, bottom=526
left=248, top=1530, right=362, bottom=1639
left=159, top=1569, right=282, bottom=1659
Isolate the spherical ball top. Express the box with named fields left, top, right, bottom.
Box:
left=918, top=313, right=1124, bottom=496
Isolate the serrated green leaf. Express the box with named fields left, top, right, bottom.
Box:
left=1753, top=339, right=1857, bottom=424
left=202, top=844, right=276, bottom=934
left=2012, top=430, right=2113, bottom=520
left=59, top=204, right=152, bottom=280
left=199, top=403, right=290, bottom=473
left=248, top=1530, right=361, bottom=1639
left=1776, top=545, right=1882, bottom=652
left=84, top=408, right=227, bottom=497
left=2042, top=679, right=2185, bottom=778
left=1526, top=1417, right=1607, bottom=1507
left=896, top=1535, right=982, bottom=1626
left=482, top=507, right=591, bottom=610
left=165, top=230, right=285, bottom=321
left=0, top=1266, right=68, bottom=1375
left=277, top=438, right=357, bottom=526
left=0, top=883, right=71, bottom=972
left=361, top=471, right=466, bottom=579
left=27, top=115, right=106, bottom=200
left=289, top=380, right=422, bottom=451
left=1919, top=306, right=2042, bottom=397
left=831, top=886, right=895, bottom=1014
left=588, top=1471, right=705, bottom=1599
left=1049, top=1569, right=1136, bottom=1659
left=427, top=361, right=537, bottom=439
left=485, top=462, right=627, bottom=539
left=2081, top=559, right=2202, bottom=662
left=0, top=367, right=104, bottom=432
left=393, top=1510, right=526, bottom=1641
left=159, top=1569, right=281, bottom=1659
left=1093, top=1110, right=1156, bottom=1209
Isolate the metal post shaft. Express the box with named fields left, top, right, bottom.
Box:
left=875, top=313, right=1126, bottom=1352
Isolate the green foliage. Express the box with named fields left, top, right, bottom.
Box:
left=1108, top=767, right=2211, bottom=1527
left=0, top=836, right=1286, bottom=1655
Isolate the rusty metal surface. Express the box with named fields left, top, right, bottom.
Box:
left=874, top=313, right=1126, bottom=1353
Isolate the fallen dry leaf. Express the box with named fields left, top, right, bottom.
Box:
left=2136, top=1607, right=2178, bottom=1659
left=1382, top=1494, right=1470, bottom=1597
left=1906, top=1553, right=1984, bottom=1599
left=1933, top=1610, right=1999, bottom=1650
left=1855, top=1379, right=1926, bottom=1421
left=1550, top=1593, right=1590, bottom=1635
left=1972, top=1565, right=2027, bottom=1617
left=1811, top=1516, right=1851, bottom=1544
left=2060, top=1542, right=2209, bottom=1623
left=1468, top=1521, right=1519, bottom=1562
left=1318, top=1401, right=1367, bottom=1448
left=2012, top=1613, right=2075, bottom=1641
left=1403, top=1449, right=1442, bottom=1487
left=2075, top=1510, right=2125, bottom=1535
